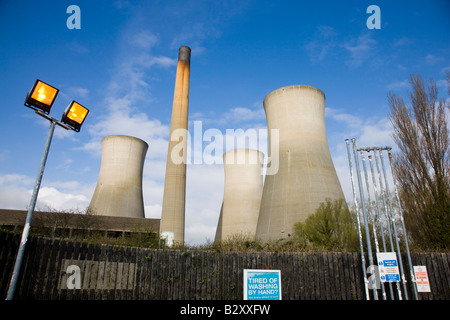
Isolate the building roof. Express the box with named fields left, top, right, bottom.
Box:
left=0, top=209, right=160, bottom=233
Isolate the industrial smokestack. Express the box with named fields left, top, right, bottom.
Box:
left=88, top=135, right=148, bottom=218
left=160, top=46, right=191, bottom=246
left=256, top=85, right=345, bottom=242
left=214, top=148, right=264, bottom=242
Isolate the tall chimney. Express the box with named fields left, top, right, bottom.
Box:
left=160, top=46, right=191, bottom=246
left=256, top=85, right=345, bottom=242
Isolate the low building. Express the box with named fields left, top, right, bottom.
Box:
left=0, top=209, right=160, bottom=240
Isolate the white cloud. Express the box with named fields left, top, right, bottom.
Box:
left=169, top=19, right=222, bottom=55
left=145, top=204, right=162, bottom=219
left=142, top=166, right=165, bottom=218
left=440, top=66, right=450, bottom=74
left=325, top=107, right=363, bottom=129
left=193, top=103, right=266, bottom=128
left=392, top=37, right=413, bottom=48
left=436, top=79, right=448, bottom=91
left=305, top=27, right=379, bottom=68
left=36, top=187, right=91, bottom=211
left=67, top=86, right=90, bottom=99
left=85, top=107, right=169, bottom=155
left=185, top=163, right=224, bottom=245
left=358, top=119, right=394, bottom=147
left=131, top=30, right=159, bottom=49
left=305, top=26, right=339, bottom=64
left=0, top=173, right=94, bottom=212
left=0, top=186, right=31, bottom=210
left=0, top=174, right=34, bottom=186
left=0, top=174, right=34, bottom=210
left=425, top=54, right=443, bottom=65
left=344, top=32, right=377, bottom=67
left=325, top=107, right=396, bottom=204
left=67, top=41, right=90, bottom=54
left=149, top=56, right=177, bottom=68
left=227, top=107, right=266, bottom=123
left=387, top=80, right=409, bottom=91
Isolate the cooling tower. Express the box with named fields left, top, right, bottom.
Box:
left=88, top=135, right=148, bottom=218
left=255, top=85, right=345, bottom=241
left=215, top=148, right=264, bottom=242
left=160, top=46, right=191, bottom=246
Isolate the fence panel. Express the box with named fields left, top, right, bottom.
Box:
left=0, top=232, right=448, bottom=300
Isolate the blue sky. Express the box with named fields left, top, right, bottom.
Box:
left=0, top=0, right=448, bottom=244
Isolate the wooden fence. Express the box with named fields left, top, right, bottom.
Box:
left=0, top=232, right=449, bottom=300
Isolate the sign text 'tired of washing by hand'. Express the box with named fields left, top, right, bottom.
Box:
left=244, top=269, right=281, bottom=300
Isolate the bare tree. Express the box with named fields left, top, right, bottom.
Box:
left=388, top=73, right=449, bottom=249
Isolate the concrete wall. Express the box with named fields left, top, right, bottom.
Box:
left=88, top=135, right=148, bottom=219
left=256, top=85, right=345, bottom=241
left=215, top=148, right=264, bottom=242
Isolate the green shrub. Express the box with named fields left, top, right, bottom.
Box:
left=293, top=199, right=360, bottom=251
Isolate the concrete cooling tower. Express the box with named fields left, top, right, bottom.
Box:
left=160, top=46, right=191, bottom=246
left=215, top=148, right=264, bottom=242
left=88, top=135, right=148, bottom=218
left=256, top=85, right=345, bottom=242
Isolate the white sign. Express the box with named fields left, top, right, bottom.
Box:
left=414, top=266, right=431, bottom=292
left=243, top=269, right=281, bottom=300
left=377, top=252, right=400, bottom=282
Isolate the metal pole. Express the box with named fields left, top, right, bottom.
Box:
left=368, top=154, right=394, bottom=299
left=6, top=120, right=56, bottom=300
left=345, top=139, right=370, bottom=300
left=375, top=149, right=402, bottom=299
left=352, top=139, right=378, bottom=300
left=374, top=150, right=395, bottom=249
left=379, top=150, right=409, bottom=300
left=388, top=151, right=418, bottom=300
left=361, top=150, right=386, bottom=300
left=361, top=151, right=381, bottom=253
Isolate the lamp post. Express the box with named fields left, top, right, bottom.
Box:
left=6, top=79, right=89, bottom=300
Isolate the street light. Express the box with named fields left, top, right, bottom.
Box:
left=61, top=100, right=89, bottom=132
left=6, top=79, right=89, bottom=300
left=24, top=79, right=59, bottom=114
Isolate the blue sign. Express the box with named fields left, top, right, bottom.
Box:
left=377, top=252, right=400, bottom=282
left=384, top=274, right=400, bottom=282
left=383, top=260, right=398, bottom=267
left=244, top=269, right=282, bottom=300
